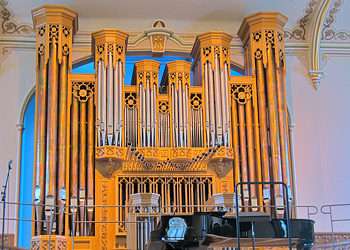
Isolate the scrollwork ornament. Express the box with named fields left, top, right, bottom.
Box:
left=284, top=0, right=318, bottom=40
left=153, top=72, right=157, bottom=79
left=321, top=0, right=349, bottom=40
left=1, top=0, right=35, bottom=35
left=138, top=72, right=143, bottom=79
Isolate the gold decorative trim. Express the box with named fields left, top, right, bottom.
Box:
left=284, top=0, right=319, bottom=40
left=0, top=0, right=34, bottom=34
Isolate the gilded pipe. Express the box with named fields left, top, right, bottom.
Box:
left=57, top=55, right=68, bottom=235
left=139, top=84, right=143, bottom=147
left=171, top=84, right=175, bottom=147
left=266, top=45, right=284, bottom=212
left=35, top=53, right=47, bottom=235
left=79, top=101, right=87, bottom=235
left=204, top=63, right=210, bottom=147
left=45, top=41, right=58, bottom=207
left=150, top=84, right=155, bottom=146
left=238, top=104, right=249, bottom=200
left=276, top=64, right=292, bottom=200
left=71, top=97, right=79, bottom=199
left=256, top=58, right=270, bottom=199
left=154, top=83, right=157, bottom=146
left=245, top=98, right=257, bottom=210
left=87, top=97, right=94, bottom=236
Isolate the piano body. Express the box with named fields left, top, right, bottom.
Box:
left=147, top=212, right=314, bottom=250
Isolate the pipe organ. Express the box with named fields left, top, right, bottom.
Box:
left=31, top=5, right=293, bottom=250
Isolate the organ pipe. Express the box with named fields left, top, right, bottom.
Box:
left=266, top=44, right=284, bottom=213
left=57, top=55, right=68, bottom=235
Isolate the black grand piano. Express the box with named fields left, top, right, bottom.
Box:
left=147, top=211, right=314, bottom=250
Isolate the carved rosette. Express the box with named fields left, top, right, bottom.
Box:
left=72, top=81, right=95, bottom=102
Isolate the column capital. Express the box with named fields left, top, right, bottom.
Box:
left=31, top=5, right=78, bottom=35
left=238, top=11, right=288, bottom=48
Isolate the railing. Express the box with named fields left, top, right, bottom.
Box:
left=321, top=203, right=350, bottom=248
left=0, top=200, right=319, bottom=250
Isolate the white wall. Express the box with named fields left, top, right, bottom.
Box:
left=0, top=49, right=36, bottom=233
left=286, top=55, right=350, bottom=232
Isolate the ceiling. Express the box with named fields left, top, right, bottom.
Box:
left=6, top=0, right=348, bottom=38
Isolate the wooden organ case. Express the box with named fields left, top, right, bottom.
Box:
left=30, top=5, right=293, bottom=250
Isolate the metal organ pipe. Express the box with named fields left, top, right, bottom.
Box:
left=178, top=80, right=184, bottom=147
left=118, top=61, right=123, bottom=146
left=174, top=84, right=179, bottom=147
left=107, top=51, right=113, bottom=146
left=185, top=84, right=189, bottom=147
left=146, top=79, right=150, bottom=146
left=238, top=104, right=249, bottom=204
left=101, top=60, right=106, bottom=146
left=171, top=84, right=175, bottom=147
left=142, top=84, right=146, bottom=147
left=114, top=60, right=120, bottom=146
left=97, top=60, right=102, bottom=147
left=223, top=63, right=231, bottom=147
left=220, top=65, right=227, bottom=146
left=214, top=54, right=223, bottom=145
left=208, top=62, right=215, bottom=146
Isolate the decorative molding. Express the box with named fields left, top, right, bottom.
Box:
left=285, top=0, right=320, bottom=40
left=309, top=0, right=331, bottom=90
left=101, top=182, right=108, bottom=250
left=321, top=0, right=350, bottom=41
left=0, top=0, right=34, bottom=35
left=314, top=232, right=350, bottom=249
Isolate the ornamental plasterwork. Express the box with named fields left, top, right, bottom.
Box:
left=321, top=0, right=350, bottom=41
left=284, top=0, right=320, bottom=40
left=0, top=0, right=34, bottom=35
